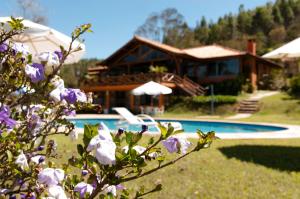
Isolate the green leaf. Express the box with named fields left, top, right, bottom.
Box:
left=148, top=137, right=155, bottom=145
left=125, top=132, right=133, bottom=145
left=166, top=123, right=174, bottom=137
left=158, top=123, right=167, bottom=138
left=77, top=144, right=84, bottom=156
left=83, top=124, right=99, bottom=147
left=6, top=150, right=12, bottom=162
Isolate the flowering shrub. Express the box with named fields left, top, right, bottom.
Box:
left=0, top=17, right=216, bottom=198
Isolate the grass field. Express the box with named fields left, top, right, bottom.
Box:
left=54, top=135, right=300, bottom=199
left=162, top=92, right=300, bottom=126
left=240, top=93, right=300, bottom=125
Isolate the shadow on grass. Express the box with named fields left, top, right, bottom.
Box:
left=219, top=145, right=300, bottom=172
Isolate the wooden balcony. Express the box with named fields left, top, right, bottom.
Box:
left=82, top=72, right=205, bottom=96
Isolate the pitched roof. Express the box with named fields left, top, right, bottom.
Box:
left=134, top=35, right=183, bottom=54
left=99, top=35, right=281, bottom=68
left=183, top=44, right=246, bottom=59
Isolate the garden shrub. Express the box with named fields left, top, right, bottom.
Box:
left=289, top=74, right=300, bottom=96
left=0, top=17, right=215, bottom=198
left=211, top=76, right=244, bottom=95
left=192, top=95, right=237, bottom=104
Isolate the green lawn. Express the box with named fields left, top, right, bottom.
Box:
left=162, top=92, right=300, bottom=125
left=53, top=135, right=300, bottom=198
left=240, top=93, right=300, bottom=125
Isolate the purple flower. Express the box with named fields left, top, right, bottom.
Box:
left=60, top=88, right=87, bottom=104
left=63, top=108, right=76, bottom=116
left=0, top=43, right=8, bottom=52
left=116, top=184, right=125, bottom=190
left=162, top=136, right=191, bottom=154
left=74, top=182, right=94, bottom=198
left=0, top=105, right=16, bottom=129
left=12, top=43, right=29, bottom=56
left=38, top=52, right=60, bottom=75
left=162, top=137, right=178, bottom=153
left=54, top=51, right=63, bottom=61
left=25, top=63, right=45, bottom=83
left=38, top=168, right=64, bottom=186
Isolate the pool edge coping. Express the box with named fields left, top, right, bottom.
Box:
left=70, top=114, right=300, bottom=140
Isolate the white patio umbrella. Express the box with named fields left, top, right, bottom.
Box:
left=263, top=37, right=300, bottom=59
left=0, top=17, right=85, bottom=64
left=132, top=81, right=172, bottom=96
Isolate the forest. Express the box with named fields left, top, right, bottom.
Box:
left=135, top=0, right=300, bottom=55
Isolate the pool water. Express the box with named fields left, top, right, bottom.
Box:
left=70, top=118, right=287, bottom=133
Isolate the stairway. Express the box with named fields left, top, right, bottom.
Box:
left=162, top=73, right=205, bottom=96
left=237, top=99, right=260, bottom=113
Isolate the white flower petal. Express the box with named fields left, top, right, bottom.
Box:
left=48, top=185, right=67, bottom=199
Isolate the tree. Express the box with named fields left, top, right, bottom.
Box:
left=60, top=58, right=100, bottom=88
left=194, top=16, right=209, bottom=44
left=16, top=0, right=47, bottom=24
left=135, top=8, right=187, bottom=47
left=279, top=0, right=295, bottom=26
left=268, top=26, right=287, bottom=46
left=272, top=5, right=284, bottom=25
left=252, top=6, right=274, bottom=35
left=237, top=4, right=252, bottom=34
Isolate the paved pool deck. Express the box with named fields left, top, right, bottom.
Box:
left=70, top=114, right=300, bottom=140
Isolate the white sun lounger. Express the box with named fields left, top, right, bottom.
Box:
left=112, top=107, right=183, bottom=132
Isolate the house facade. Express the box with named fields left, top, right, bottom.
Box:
left=82, top=36, right=281, bottom=113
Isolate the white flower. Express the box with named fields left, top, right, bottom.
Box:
left=31, top=155, right=45, bottom=164
left=75, top=90, right=87, bottom=103
left=49, top=88, right=63, bottom=102
left=69, top=130, right=78, bottom=141
left=38, top=168, right=65, bottom=186
left=38, top=52, right=60, bottom=76
left=15, top=151, right=28, bottom=170
left=87, top=125, right=116, bottom=165
left=0, top=188, right=9, bottom=194
left=48, top=185, right=67, bottom=199
left=102, top=184, right=116, bottom=197
left=95, top=140, right=116, bottom=165
left=50, top=76, right=65, bottom=90
left=123, top=145, right=158, bottom=159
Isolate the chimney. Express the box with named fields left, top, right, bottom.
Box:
left=247, top=39, right=256, bottom=55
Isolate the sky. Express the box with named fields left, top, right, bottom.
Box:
left=0, top=0, right=274, bottom=59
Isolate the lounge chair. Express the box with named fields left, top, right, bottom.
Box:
left=112, top=107, right=183, bottom=132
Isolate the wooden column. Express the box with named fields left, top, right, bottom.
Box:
left=105, top=91, right=110, bottom=112
left=158, top=95, right=164, bottom=108
left=129, top=94, right=134, bottom=111
left=250, top=57, right=257, bottom=91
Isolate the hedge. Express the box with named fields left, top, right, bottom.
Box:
left=192, top=95, right=237, bottom=104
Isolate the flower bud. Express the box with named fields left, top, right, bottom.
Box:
left=38, top=156, right=45, bottom=163
left=141, top=125, right=148, bottom=132
left=117, top=128, right=124, bottom=136
left=81, top=170, right=88, bottom=176
left=37, top=145, right=45, bottom=151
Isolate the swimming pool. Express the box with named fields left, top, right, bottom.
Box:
left=70, top=118, right=287, bottom=133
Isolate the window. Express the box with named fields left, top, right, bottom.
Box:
left=197, top=65, right=207, bottom=78
left=207, top=62, right=217, bottom=76
left=206, top=59, right=239, bottom=77
left=218, top=59, right=239, bottom=75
